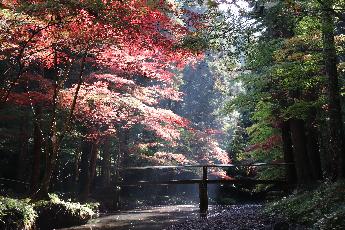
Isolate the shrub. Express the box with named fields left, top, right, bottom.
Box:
left=0, top=194, right=99, bottom=230
left=34, top=194, right=95, bottom=230
left=0, top=197, right=37, bottom=230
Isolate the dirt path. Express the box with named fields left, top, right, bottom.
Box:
left=61, top=205, right=200, bottom=230
left=61, top=204, right=306, bottom=230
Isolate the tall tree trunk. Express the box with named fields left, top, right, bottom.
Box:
left=113, top=129, right=129, bottom=209
left=117, top=128, right=129, bottom=169
left=34, top=50, right=59, bottom=199
left=73, top=149, right=81, bottom=194
left=30, top=107, right=43, bottom=195
left=79, top=139, right=98, bottom=201
left=79, top=140, right=93, bottom=201
left=38, top=133, right=59, bottom=198
left=305, top=120, right=322, bottom=180
left=321, top=0, right=345, bottom=179
left=89, top=141, right=98, bottom=192
left=16, top=112, right=29, bottom=192
left=101, top=138, right=111, bottom=187
left=281, top=120, right=297, bottom=186
left=289, top=118, right=315, bottom=185
left=35, top=52, right=87, bottom=199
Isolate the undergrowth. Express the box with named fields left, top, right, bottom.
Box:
left=265, top=181, right=345, bottom=230
left=35, top=193, right=98, bottom=229
left=0, top=197, right=36, bottom=230
left=0, top=194, right=99, bottom=230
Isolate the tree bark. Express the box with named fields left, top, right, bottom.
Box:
left=318, top=120, right=333, bottom=178
left=89, top=141, right=98, bottom=191
left=281, top=120, right=297, bottom=186
left=16, top=112, right=29, bottom=192
left=34, top=49, right=59, bottom=199
left=321, top=0, right=345, bottom=179
left=113, top=129, right=129, bottom=209
left=79, top=140, right=93, bottom=201
left=289, top=118, right=315, bottom=185
left=305, top=121, right=322, bottom=180
left=73, top=149, right=81, bottom=193
left=30, top=107, right=43, bottom=195
left=116, top=128, right=129, bottom=170
left=35, top=52, right=87, bottom=199
left=101, top=138, right=111, bottom=187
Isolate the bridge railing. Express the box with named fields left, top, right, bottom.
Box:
left=116, top=163, right=294, bottom=215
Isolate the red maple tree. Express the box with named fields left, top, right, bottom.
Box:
left=0, top=0, right=203, bottom=197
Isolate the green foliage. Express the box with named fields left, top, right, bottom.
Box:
left=220, top=0, right=331, bottom=191
left=246, top=39, right=283, bottom=70
left=228, top=122, right=248, bottom=160
left=255, top=165, right=285, bottom=192
left=136, top=143, right=156, bottom=156
left=295, top=16, right=321, bottom=35
left=83, top=201, right=100, bottom=213
left=283, top=100, right=319, bottom=120
left=0, top=197, right=36, bottom=230
left=34, top=193, right=95, bottom=229
left=0, top=194, right=98, bottom=230
left=266, top=182, right=345, bottom=229
left=247, top=101, right=278, bottom=145
left=178, top=35, right=209, bottom=53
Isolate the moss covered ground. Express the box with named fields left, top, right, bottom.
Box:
left=265, top=181, right=345, bottom=229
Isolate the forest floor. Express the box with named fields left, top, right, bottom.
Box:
left=60, top=204, right=308, bottom=230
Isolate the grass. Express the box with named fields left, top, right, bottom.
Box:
left=265, top=181, right=345, bottom=229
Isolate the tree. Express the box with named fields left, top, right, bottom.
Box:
left=214, top=0, right=337, bottom=185
left=0, top=0, right=202, bottom=198
left=319, top=0, right=345, bottom=179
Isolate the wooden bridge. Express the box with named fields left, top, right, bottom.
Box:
left=117, top=163, right=293, bottom=215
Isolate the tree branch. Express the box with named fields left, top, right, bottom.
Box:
left=0, top=20, right=57, bottom=106
left=60, top=51, right=88, bottom=141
